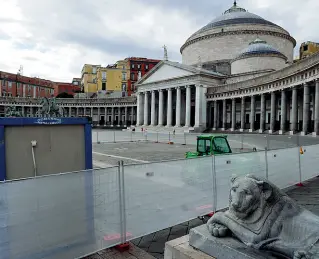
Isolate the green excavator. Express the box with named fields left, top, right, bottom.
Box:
left=185, top=135, right=232, bottom=158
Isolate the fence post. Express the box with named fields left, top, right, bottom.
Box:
left=296, top=135, right=303, bottom=186
left=211, top=155, right=217, bottom=215
left=241, top=134, right=244, bottom=150
left=264, top=147, right=269, bottom=180
left=113, top=131, right=116, bottom=143
left=117, top=160, right=129, bottom=250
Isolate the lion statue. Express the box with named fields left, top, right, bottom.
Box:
left=207, top=174, right=319, bottom=259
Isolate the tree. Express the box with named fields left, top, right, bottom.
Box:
left=56, top=92, right=74, bottom=98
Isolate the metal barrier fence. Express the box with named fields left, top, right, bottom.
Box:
left=1, top=144, right=319, bottom=259
left=92, top=130, right=319, bottom=151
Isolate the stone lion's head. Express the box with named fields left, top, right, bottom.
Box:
left=229, top=174, right=273, bottom=220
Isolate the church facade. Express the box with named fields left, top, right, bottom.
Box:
left=135, top=2, right=319, bottom=135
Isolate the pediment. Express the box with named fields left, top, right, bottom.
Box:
left=139, top=63, right=195, bottom=85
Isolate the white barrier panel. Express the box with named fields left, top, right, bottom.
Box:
left=0, top=167, right=122, bottom=259
left=300, top=144, right=319, bottom=182
left=214, top=151, right=267, bottom=210
left=123, top=157, right=214, bottom=241
left=267, top=147, right=300, bottom=189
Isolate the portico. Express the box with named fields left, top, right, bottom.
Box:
left=135, top=60, right=223, bottom=132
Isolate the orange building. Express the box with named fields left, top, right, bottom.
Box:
left=0, top=71, right=54, bottom=98
left=54, top=82, right=81, bottom=96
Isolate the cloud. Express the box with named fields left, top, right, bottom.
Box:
left=0, top=0, right=318, bottom=81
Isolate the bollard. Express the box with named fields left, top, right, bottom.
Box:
left=264, top=147, right=269, bottom=180
left=296, top=136, right=304, bottom=187
left=182, top=132, right=186, bottom=145
left=156, top=132, right=159, bottom=143
left=113, top=131, right=116, bottom=143
left=97, top=131, right=101, bottom=144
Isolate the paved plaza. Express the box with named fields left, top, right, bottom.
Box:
left=89, top=130, right=319, bottom=259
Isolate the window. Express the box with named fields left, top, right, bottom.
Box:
left=122, top=73, right=126, bottom=80
left=122, top=83, right=127, bottom=92
left=8, top=82, right=12, bottom=89
left=145, top=64, right=149, bottom=70
left=213, top=137, right=231, bottom=153
left=197, top=139, right=211, bottom=153
left=131, top=64, right=135, bottom=69
left=137, top=64, right=141, bottom=69
left=102, top=82, right=106, bottom=91
left=131, top=73, right=135, bottom=81
left=92, top=67, right=97, bottom=74
left=102, top=72, right=106, bottom=80
left=138, top=71, right=142, bottom=80
left=303, top=45, right=308, bottom=51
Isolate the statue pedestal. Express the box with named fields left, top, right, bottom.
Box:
left=188, top=225, right=276, bottom=259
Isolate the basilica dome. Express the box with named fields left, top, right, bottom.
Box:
left=181, top=1, right=296, bottom=75
left=231, top=38, right=288, bottom=74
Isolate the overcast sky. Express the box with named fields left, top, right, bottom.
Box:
left=0, top=0, right=318, bottom=82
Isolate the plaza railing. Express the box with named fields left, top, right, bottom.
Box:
left=92, top=130, right=319, bottom=152
left=1, top=143, right=319, bottom=259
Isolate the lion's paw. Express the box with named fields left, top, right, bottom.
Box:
left=294, top=250, right=313, bottom=259
left=207, top=222, right=229, bottom=237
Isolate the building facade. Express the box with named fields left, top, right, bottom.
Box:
left=0, top=71, right=54, bottom=98
left=134, top=1, right=319, bottom=136
left=81, top=64, right=100, bottom=93
left=54, top=82, right=81, bottom=96
left=300, top=41, right=319, bottom=60
left=126, top=57, right=161, bottom=96
left=0, top=96, right=137, bottom=127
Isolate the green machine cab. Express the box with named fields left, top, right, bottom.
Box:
left=185, top=135, right=232, bottom=158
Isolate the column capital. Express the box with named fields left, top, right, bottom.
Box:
left=186, top=85, right=192, bottom=89
left=195, top=84, right=203, bottom=88
left=167, top=88, right=172, bottom=92
left=175, top=86, right=181, bottom=90
left=315, top=78, right=319, bottom=83
left=159, top=89, right=163, bottom=92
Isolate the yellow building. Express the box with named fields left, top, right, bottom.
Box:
left=81, top=64, right=100, bottom=93
left=300, top=41, right=319, bottom=60
left=96, top=66, right=122, bottom=92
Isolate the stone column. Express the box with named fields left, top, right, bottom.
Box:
left=176, top=87, right=181, bottom=127
left=240, top=97, right=245, bottom=131
left=269, top=92, right=276, bottom=134
left=250, top=95, right=255, bottom=132
left=91, top=107, right=93, bottom=118
left=76, top=107, right=79, bottom=117
left=279, top=90, right=287, bottom=134
left=131, top=107, right=134, bottom=125
left=314, top=80, right=319, bottom=135
left=104, top=108, right=107, bottom=126
left=136, top=92, right=144, bottom=126
left=290, top=87, right=298, bottom=134
left=260, top=94, right=266, bottom=133
left=124, top=106, right=128, bottom=127
left=158, top=90, right=164, bottom=126
left=302, top=83, right=310, bottom=135
left=222, top=99, right=226, bottom=130
left=185, top=86, right=191, bottom=127
left=97, top=107, right=100, bottom=125
left=166, top=88, right=172, bottom=127
left=111, top=107, right=114, bottom=126
left=213, top=100, right=218, bottom=130
left=231, top=98, right=236, bottom=131
left=144, top=91, right=149, bottom=126
left=151, top=90, right=156, bottom=126
left=118, top=107, right=122, bottom=126
left=69, top=107, right=72, bottom=117
left=195, top=85, right=204, bottom=129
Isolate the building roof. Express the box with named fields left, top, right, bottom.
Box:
left=191, top=2, right=286, bottom=38
left=235, top=38, right=287, bottom=60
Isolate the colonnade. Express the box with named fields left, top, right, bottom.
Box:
left=136, top=85, right=206, bottom=129
left=209, top=80, right=319, bottom=135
